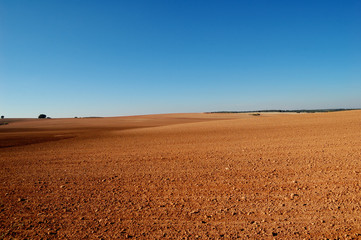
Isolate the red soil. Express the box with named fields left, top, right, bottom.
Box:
left=1, top=111, right=361, bottom=239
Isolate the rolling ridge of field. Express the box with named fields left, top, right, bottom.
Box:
left=1, top=111, right=361, bottom=239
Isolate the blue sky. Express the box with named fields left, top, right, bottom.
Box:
left=1, top=0, right=360, bottom=117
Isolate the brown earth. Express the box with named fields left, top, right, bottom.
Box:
left=1, top=111, right=361, bottom=239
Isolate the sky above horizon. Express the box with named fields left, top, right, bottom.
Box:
left=1, top=0, right=361, bottom=118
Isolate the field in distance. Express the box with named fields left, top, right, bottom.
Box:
left=1, top=111, right=361, bottom=239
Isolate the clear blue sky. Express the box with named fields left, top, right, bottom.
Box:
left=1, top=0, right=360, bottom=118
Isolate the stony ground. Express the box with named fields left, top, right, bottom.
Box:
left=1, top=111, right=361, bottom=239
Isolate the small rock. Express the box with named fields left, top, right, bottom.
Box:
left=290, top=193, right=299, bottom=199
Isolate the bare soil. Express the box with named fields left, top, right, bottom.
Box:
left=1, top=111, right=361, bottom=239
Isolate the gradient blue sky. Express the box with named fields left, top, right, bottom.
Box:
left=1, top=0, right=360, bottom=118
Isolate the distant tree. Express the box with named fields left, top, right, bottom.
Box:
left=38, top=114, right=47, bottom=119
left=1, top=116, right=4, bottom=119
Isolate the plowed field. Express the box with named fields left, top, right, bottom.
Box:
left=1, top=111, right=361, bottom=239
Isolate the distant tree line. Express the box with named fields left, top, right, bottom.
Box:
left=207, top=108, right=360, bottom=114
